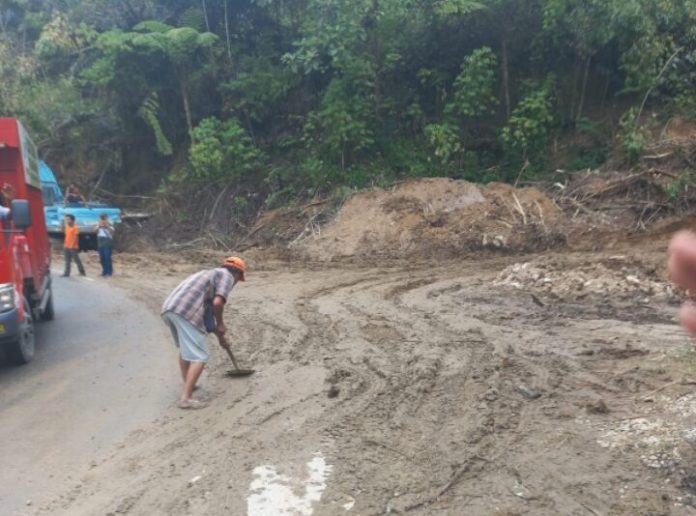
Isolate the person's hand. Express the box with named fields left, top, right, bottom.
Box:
left=216, top=332, right=229, bottom=349
left=2, top=183, right=14, bottom=201
left=215, top=322, right=227, bottom=338
left=668, top=230, right=696, bottom=335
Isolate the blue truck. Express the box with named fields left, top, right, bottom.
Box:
left=40, top=161, right=121, bottom=251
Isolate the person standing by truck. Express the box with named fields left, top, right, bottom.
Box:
left=96, top=213, right=114, bottom=277
left=62, top=214, right=85, bottom=277
left=0, top=183, right=15, bottom=218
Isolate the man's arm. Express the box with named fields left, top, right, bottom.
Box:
left=212, top=295, right=227, bottom=344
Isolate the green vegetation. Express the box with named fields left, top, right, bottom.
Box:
left=0, top=0, right=694, bottom=200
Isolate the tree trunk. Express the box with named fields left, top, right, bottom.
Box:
left=0, top=11, right=7, bottom=40
left=600, top=71, right=610, bottom=112
left=501, top=36, right=511, bottom=119
left=181, top=81, right=194, bottom=142
left=201, top=0, right=210, bottom=31
left=576, top=54, right=591, bottom=122
left=224, top=0, right=233, bottom=65
left=568, top=58, right=580, bottom=122
left=371, top=0, right=381, bottom=117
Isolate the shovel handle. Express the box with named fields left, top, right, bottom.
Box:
left=219, top=337, right=241, bottom=370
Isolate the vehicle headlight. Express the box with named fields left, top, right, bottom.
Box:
left=0, top=284, right=16, bottom=313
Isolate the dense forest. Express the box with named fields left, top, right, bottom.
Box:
left=0, top=0, right=694, bottom=211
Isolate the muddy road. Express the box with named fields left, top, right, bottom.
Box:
left=0, top=273, right=178, bottom=515
left=8, top=248, right=696, bottom=515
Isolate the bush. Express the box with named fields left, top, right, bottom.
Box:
left=618, top=107, right=649, bottom=163
left=187, top=117, right=264, bottom=181
left=501, top=76, right=556, bottom=178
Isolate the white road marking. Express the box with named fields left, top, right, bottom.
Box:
left=247, top=453, right=332, bottom=516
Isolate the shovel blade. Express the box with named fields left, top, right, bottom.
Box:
left=225, top=369, right=256, bottom=378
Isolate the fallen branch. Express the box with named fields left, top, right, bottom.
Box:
left=534, top=199, right=545, bottom=225
left=207, top=230, right=231, bottom=252
left=234, top=222, right=266, bottom=249
left=649, top=168, right=680, bottom=179
left=511, top=193, right=527, bottom=225
left=642, top=151, right=673, bottom=161
left=580, top=172, right=648, bottom=199
left=513, top=159, right=530, bottom=188
left=208, top=184, right=231, bottom=223
left=164, top=237, right=207, bottom=250
left=89, top=168, right=108, bottom=198
left=493, top=217, right=514, bottom=228
left=640, top=378, right=696, bottom=400
left=299, top=199, right=331, bottom=212
left=95, top=188, right=157, bottom=200
left=402, top=455, right=488, bottom=512
left=289, top=213, right=323, bottom=247
left=363, top=439, right=420, bottom=465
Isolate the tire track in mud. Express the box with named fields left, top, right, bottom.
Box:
left=296, top=270, right=561, bottom=514
left=384, top=276, right=532, bottom=513
left=365, top=270, right=692, bottom=514
left=284, top=267, right=511, bottom=514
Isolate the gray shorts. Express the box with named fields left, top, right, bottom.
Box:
left=162, top=311, right=209, bottom=363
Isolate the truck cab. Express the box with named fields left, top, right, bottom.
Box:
left=0, top=118, right=55, bottom=364
left=40, top=161, right=121, bottom=251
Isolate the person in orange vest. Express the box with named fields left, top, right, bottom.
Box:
left=61, top=214, right=85, bottom=277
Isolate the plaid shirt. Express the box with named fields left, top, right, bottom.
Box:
left=162, top=268, right=235, bottom=332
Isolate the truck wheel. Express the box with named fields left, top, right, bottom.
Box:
left=6, top=301, right=35, bottom=365
left=41, top=288, right=55, bottom=321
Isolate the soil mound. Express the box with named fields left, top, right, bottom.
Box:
left=496, top=258, right=677, bottom=302
left=296, top=178, right=565, bottom=261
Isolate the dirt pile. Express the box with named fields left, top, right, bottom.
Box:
left=496, top=255, right=678, bottom=302
left=290, top=178, right=565, bottom=261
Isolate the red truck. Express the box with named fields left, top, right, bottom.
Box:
left=0, top=118, right=54, bottom=364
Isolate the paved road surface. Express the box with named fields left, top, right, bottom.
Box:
left=0, top=274, right=177, bottom=515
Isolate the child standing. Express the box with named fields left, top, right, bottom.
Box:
left=96, top=213, right=114, bottom=277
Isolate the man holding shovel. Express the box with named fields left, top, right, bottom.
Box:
left=162, top=256, right=246, bottom=409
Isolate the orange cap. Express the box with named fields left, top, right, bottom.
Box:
left=223, top=256, right=246, bottom=281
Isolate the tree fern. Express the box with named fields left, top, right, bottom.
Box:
left=435, top=0, right=486, bottom=16
left=178, top=7, right=205, bottom=31
left=138, top=92, right=173, bottom=156
left=133, top=21, right=173, bottom=34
